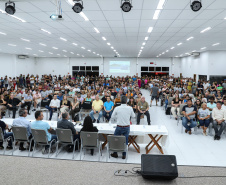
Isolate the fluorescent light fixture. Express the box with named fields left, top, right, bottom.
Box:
left=159, top=54, right=162, bottom=56
left=224, top=17, right=226, bottom=20
left=157, top=0, right=166, bottom=9
left=187, top=37, right=194, bottom=41
left=79, top=12, right=89, bottom=21
left=39, top=43, right=46, bottom=46
left=77, top=54, right=80, bottom=56
left=162, top=52, right=165, bottom=54
left=148, top=27, right=153, bottom=33
left=94, top=27, right=100, bottom=33
left=192, top=50, right=196, bottom=52
left=102, top=37, right=106, bottom=41
left=49, top=52, right=53, bottom=54
left=25, top=48, right=32, bottom=50
left=180, top=54, right=183, bottom=56
left=57, top=54, right=61, bottom=56
left=142, top=42, right=146, bottom=46
left=8, top=44, right=16, bottom=46
left=39, top=50, right=44, bottom=52
left=52, top=47, right=58, bottom=50
left=33, top=54, right=37, bottom=56
left=93, top=52, right=96, bottom=54
left=171, top=47, right=175, bottom=49
left=72, top=43, right=77, bottom=46
left=81, top=47, right=85, bottom=49
left=21, top=38, right=30, bottom=42
left=177, top=43, right=182, bottom=46
left=63, top=50, right=67, bottom=52
left=141, top=47, right=144, bottom=49
left=201, top=47, right=206, bottom=50
left=41, top=29, right=51, bottom=34
left=107, top=43, right=111, bottom=45
left=212, top=43, right=220, bottom=46
left=175, top=56, right=178, bottom=57
left=97, top=54, right=99, bottom=56
left=113, top=50, right=116, bottom=52
left=0, top=32, right=6, bottom=35
left=60, top=37, right=67, bottom=42
left=200, top=27, right=211, bottom=33
left=145, top=37, right=149, bottom=40
left=156, top=56, right=159, bottom=57
left=166, top=50, right=169, bottom=52
left=71, top=52, right=74, bottom=54
left=88, top=50, right=91, bottom=52
left=64, top=55, right=67, bottom=57
left=153, top=10, right=161, bottom=20
left=0, top=9, right=26, bottom=22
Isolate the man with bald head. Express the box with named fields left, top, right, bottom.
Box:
left=89, top=95, right=103, bottom=123
left=137, top=97, right=151, bottom=125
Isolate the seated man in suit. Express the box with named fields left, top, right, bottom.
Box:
left=57, top=112, right=80, bottom=152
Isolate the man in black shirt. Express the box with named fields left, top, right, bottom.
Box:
left=57, top=112, right=80, bottom=152
left=7, top=94, right=21, bottom=119
left=0, top=114, right=14, bottom=149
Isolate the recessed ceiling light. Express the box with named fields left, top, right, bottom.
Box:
left=212, top=43, right=220, bottom=46
left=141, top=47, right=144, bottom=49
left=162, top=52, right=165, bottom=54
left=113, top=50, right=116, bottom=52
left=175, top=56, right=178, bottom=57
left=177, top=43, right=182, bottom=46
left=21, top=38, right=30, bottom=42
left=224, top=17, right=226, bottom=20
left=157, top=0, right=166, bottom=10
left=93, top=52, right=96, bottom=54
left=142, top=42, right=146, bottom=46
left=201, top=47, right=206, bottom=50
left=148, top=27, right=153, bottom=33
left=79, top=12, right=89, bottom=21
left=57, top=54, right=61, bottom=56
left=52, top=47, right=58, bottom=50
left=94, top=27, right=100, bottom=33
left=8, top=44, right=16, bottom=46
left=153, top=10, right=161, bottom=20
left=63, top=50, right=67, bottom=52
left=49, top=52, right=53, bottom=54
left=107, top=43, right=111, bottom=45
left=77, top=54, right=80, bottom=56
left=39, top=50, right=44, bottom=52
left=71, top=52, right=74, bottom=54
left=33, top=54, right=37, bottom=56
left=187, top=37, right=194, bottom=41
left=159, top=54, right=162, bottom=56
left=102, top=37, right=106, bottom=41
left=72, top=43, right=77, bottom=46
left=41, top=29, right=51, bottom=34
left=166, top=50, right=169, bottom=52
left=60, top=37, right=67, bottom=42
left=111, top=47, right=114, bottom=49
left=81, top=47, right=85, bottom=49
left=200, top=27, right=211, bottom=33
left=145, top=37, right=149, bottom=40
left=97, top=54, right=99, bottom=56
left=88, top=50, right=91, bottom=52
left=0, top=31, right=6, bottom=35
left=171, top=47, right=175, bottom=49
left=39, top=43, right=46, bottom=46
left=25, top=47, right=32, bottom=50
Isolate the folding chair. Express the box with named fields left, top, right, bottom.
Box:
left=12, top=126, right=32, bottom=156
left=0, top=128, right=13, bottom=155
left=31, top=129, right=56, bottom=158
left=80, top=132, right=102, bottom=161
left=56, top=128, right=79, bottom=159
left=107, top=135, right=128, bottom=163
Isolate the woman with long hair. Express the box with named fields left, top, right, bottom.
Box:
left=60, top=95, right=70, bottom=113
left=69, top=96, right=80, bottom=122
left=80, top=116, right=98, bottom=155
left=127, top=97, right=137, bottom=113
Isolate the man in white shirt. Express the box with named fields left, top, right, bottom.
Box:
left=212, top=101, right=226, bottom=140
left=45, top=95, right=60, bottom=121
left=203, top=81, right=210, bottom=92
left=110, top=96, right=135, bottom=159
left=73, top=85, right=80, bottom=92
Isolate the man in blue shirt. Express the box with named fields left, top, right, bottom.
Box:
left=31, top=110, right=57, bottom=154
left=57, top=91, right=63, bottom=101
left=12, top=108, right=33, bottom=151
left=103, top=96, right=114, bottom=122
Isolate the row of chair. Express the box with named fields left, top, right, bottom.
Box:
left=0, top=127, right=128, bottom=162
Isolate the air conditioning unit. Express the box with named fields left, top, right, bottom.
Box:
left=18, top=55, right=29, bottom=59
left=191, top=52, right=200, bottom=57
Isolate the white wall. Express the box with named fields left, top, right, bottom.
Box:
left=0, top=55, right=177, bottom=77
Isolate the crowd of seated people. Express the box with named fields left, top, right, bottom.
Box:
left=1, top=73, right=226, bottom=150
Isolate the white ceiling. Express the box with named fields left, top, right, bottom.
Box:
left=0, top=0, right=226, bottom=58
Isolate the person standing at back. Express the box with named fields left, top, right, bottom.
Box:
left=150, top=84, right=159, bottom=107
left=110, top=96, right=135, bottom=159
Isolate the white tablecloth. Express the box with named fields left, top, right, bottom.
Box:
left=3, top=118, right=169, bottom=147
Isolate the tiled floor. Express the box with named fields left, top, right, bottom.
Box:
left=1, top=89, right=226, bottom=167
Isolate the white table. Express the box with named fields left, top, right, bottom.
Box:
left=3, top=118, right=168, bottom=154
